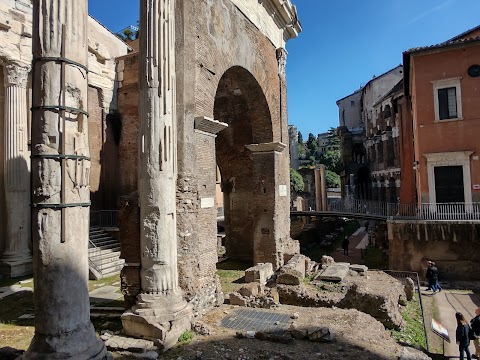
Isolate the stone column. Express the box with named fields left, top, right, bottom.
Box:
left=121, top=0, right=191, bottom=350
left=0, top=63, right=32, bottom=278
left=319, top=164, right=327, bottom=211
left=23, top=1, right=108, bottom=359
left=314, top=168, right=321, bottom=211
left=246, top=142, right=293, bottom=269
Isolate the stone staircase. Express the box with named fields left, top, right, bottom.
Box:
left=88, top=227, right=124, bottom=280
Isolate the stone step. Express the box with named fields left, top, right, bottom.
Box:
left=99, top=263, right=125, bottom=278
left=90, top=239, right=117, bottom=247
left=95, top=255, right=124, bottom=266
left=88, top=243, right=121, bottom=252
left=89, top=233, right=113, bottom=239
left=89, top=250, right=121, bottom=261
left=93, top=259, right=125, bottom=273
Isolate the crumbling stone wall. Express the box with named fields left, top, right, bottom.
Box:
left=388, top=220, right=480, bottom=280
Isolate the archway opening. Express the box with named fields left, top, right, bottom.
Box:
left=213, top=66, right=273, bottom=265
left=357, top=166, right=371, bottom=200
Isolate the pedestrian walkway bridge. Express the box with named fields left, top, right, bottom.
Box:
left=291, top=199, right=480, bottom=222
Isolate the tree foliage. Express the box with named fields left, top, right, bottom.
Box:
left=306, top=133, right=318, bottom=159
left=290, top=168, right=304, bottom=195
left=325, top=170, right=340, bottom=188
left=298, top=131, right=304, bottom=144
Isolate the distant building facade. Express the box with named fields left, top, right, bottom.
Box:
left=337, top=66, right=403, bottom=200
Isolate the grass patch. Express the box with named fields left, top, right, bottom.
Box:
left=391, top=295, right=427, bottom=350
left=216, top=259, right=252, bottom=294
left=0, top=276, right=34, bottom=290
left=178, top=330, right=193, bottom=346
left=88, top=274, right=121, bottom=292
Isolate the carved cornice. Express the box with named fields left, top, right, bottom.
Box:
left=3, top=63, right=30, bottom=88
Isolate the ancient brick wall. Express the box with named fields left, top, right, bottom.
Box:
left=388, top=220, right=480, bottom=280
left=117, top=0, right=292, bottom=315
left=117, top=54, right=139, bottom=198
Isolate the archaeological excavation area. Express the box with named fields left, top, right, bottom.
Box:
left=0, top=0, right=436, bottom=359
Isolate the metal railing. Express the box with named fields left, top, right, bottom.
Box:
left=383, top=270, right=429, bottom=352
left=326, top=198, right=480, bottom=221
left=90, top=210, right=118, bottom=227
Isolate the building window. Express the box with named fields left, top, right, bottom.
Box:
left=438, top=87, right=457, bottom=119
left=350, top=100, right=355, bottom=106
left=432, top=77, right=462, bottom=121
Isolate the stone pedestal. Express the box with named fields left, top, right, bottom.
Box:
left=22, top=1, right=108, bottom=358
left=246, top=142, right=289, bottom=269
left=122, top=0, right=191, bottom=349
left=0, top=63, right=32, bottom=278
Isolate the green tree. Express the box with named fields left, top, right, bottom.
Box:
left=325, top=170, right=340, bottom=188
left=290, top=168, right=304, bottom=196
left=117, top=22, right=139, bottom=41
left=298, top=131, right=303, bottom=144
left=306, top=133, right=318, bottom=159
left=326, top=127, right=340, bottom=147
left=320, top=150, right=341, bottom=173
left=298, top=143, right=306, bottom=159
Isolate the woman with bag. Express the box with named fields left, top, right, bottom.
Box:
left=456, top=312, right=472, bottom=360
left=470, top=307, right=480, bottom=359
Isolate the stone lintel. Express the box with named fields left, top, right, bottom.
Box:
left=194, top=116, right=228, bottom=135
left=245, top=142, right=287, bottom=154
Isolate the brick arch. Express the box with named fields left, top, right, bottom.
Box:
left=195, top=0, right=281, bottom=142
left=213, top=66, right=273, bottom=262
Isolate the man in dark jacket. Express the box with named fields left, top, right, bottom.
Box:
left=426, top=261, right=442, bottom=293
left=471, top=307, right=480, bottom=359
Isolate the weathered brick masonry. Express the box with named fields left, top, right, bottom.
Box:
left=117, top=0, right=299, bottom=315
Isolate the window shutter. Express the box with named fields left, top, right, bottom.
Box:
left=438, top=88, right=449, bottom=120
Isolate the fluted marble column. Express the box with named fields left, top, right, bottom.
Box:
left=121, top=0, right=191, bottom=350
left=0, top=63, right=32, bottom=278
left=22, top=0, right=107, bottom=358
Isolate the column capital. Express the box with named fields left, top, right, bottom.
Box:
left=4, top=63, right=30, bottom=88
left=245, top=142, right=287, bottom=154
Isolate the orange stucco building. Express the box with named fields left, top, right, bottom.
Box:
left=403, top=26, right=480, bottom=205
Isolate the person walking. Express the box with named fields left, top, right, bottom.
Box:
left=426, top=261, right=442, bottom=293
left=342, top=236, right=350, bottom=256
left=456, top=312, right=472, bottom=360
left=471, top=307, right=480, bottom=359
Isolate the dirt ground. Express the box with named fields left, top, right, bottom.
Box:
left=156, top=304, right=412, bottom=360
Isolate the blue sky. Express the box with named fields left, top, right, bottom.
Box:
left=89, top=0, right=480, bottom=137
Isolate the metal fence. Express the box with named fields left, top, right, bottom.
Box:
left=90, top=210, right=118, bottom=227
left=383, top=270, right=429, bottom=352
left=327, top=198, right=480, bottom=221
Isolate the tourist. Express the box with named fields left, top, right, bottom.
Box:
left=426, top=261, right=442, bottom=293
left=470, top=307, right=480, bottom=359
left=342, top=236, right=349, bottom=256
left=456, top=312, right=472, bottom=360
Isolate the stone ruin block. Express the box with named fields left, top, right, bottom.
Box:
left=245, top=263, right=274, bottom=286
left=277, top=254, right=306, bottom=285
left=349, top=264, right=368, bottom=276
left=316, top=262, right=350, bottom=282
left=238, top=283, right=264, bottom=298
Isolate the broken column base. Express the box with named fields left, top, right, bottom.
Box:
left=122, top=292, right=192, bottom=351
left=20, top=323, right=109, bottom=360
left=0, top=256, right=32, bottom=278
